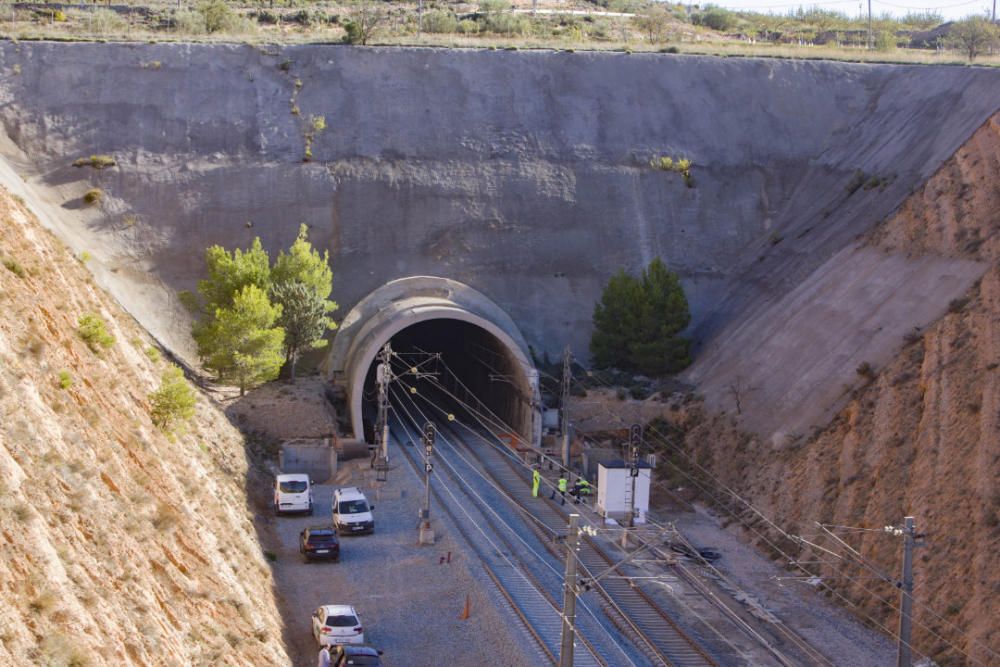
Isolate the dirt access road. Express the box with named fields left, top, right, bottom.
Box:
left=259, top=454, right=535, bottom=667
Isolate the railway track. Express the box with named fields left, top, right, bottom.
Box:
left=448, top=427, right=719, bottom=667
left=390, top=414, right=610, bottom=667
left=388, top=372, right=832, bottom=666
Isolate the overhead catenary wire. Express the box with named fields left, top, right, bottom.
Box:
left=382, top=346, right=979, bottom=663
left=387, top=381, right=642, bottom=667
left=568, top=369, right=990, bottom=665
left=391, top=378, right=754, bottom=667
left=391, top=353, right=825, bottom=665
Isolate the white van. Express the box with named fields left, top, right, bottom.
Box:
left=273, top=474, right=313, bottom=515
left=332, top=487, right=374, bottom=535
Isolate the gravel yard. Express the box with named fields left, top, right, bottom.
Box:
left=259, top=450, right=537, bottom=667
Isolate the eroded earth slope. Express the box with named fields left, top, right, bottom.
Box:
left=0, top=188, right=290, bottom=666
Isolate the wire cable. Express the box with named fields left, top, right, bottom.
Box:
left=388, top=383, right=641, bottom=667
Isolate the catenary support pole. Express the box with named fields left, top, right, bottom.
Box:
left=896, top=516, right=916, bottom=667
left=560, top=346, right=572, bottom=469
left=422, top=422, right=435, bottom=522
left=559, top=514, right=581, bottom=667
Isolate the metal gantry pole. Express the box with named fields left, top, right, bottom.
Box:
left=373, top=343, right=392, bottom=480
left=560, top=346, right=572, bottom=468
left=896, top=516, right=916, bottom=667
left=422, top=422, right=435, bottom=523
left=559, top=513, right=581, bottom=667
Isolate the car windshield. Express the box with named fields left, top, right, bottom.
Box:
left=325, top=614, right=358, bottom=627
left=279, top=481, right=308, bottom=493
left=338, top=500, right=368, bottom=514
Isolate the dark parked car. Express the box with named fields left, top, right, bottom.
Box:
left=299, top=527, right=340, bottom=562
left=332, top=645, right=382, bottom=666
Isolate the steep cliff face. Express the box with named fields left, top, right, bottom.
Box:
left=0, top=188, right=290, bottom=665
left=674, top=113, right=1000, bottom=665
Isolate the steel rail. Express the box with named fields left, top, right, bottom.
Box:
left=391, top=417, right=605, bottom=667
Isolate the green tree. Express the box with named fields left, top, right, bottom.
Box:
left=634, top=5, right=671, bottom=43
left=697, top=6, right=735, bottom=31
left=590, top=270, right=645, bottom=370
left=272, top=282, right=333, bottom=382
left=270, top=224, right=338, bottom=380
left=590, top=258, right=691, bottom=375
left=945, top=16, right=999, bottom=61
left=150, top=365, right=197, bottom=433
left=342, top=1, right=386, bottom=44
left=196, top=237, right=271, bottom=315
left=195, top=284, right=285, bottom=395
left=631, top=258, right=691, bottom=374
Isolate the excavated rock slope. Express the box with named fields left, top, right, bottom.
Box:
left=0, top=43, right=998, bottom=369
left=674, top=114, right=1000, bottom=666
left=0, top=188, right=290, bottom=666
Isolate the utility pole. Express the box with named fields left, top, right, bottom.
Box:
left=373, top=343, right=392, bottom=480
left=867, top=0, right=872, bottom=50
left=560, top=346, right=572, bottom=469
left=621, top=424, right=642, bottom=549
left=895, top=516, right=917, bottom=667
left=559, top=513, right=581, bottom=667
left=418, top=0, right=424, bottom=37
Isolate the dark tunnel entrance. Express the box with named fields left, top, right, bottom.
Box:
left=360, top=319, right=531, bottom=444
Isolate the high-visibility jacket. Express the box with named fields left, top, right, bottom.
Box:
left=558, top=478, right=568, bottom=493
left=577, top=479, right=592, bottom=495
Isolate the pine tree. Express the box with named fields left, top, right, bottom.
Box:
left=272, top=281, right=332, bottom=382
left=590, top=270, right=645, bottom=370
left=590, top=258, right=691, bottom=375
left=195, top=284, right=285, bottom=395
left=270, top=224, right=338, bottom=380
left=196, top=237, right=271, bottom=313
left=149, top=365, right=197, bottom=433
left=630, top=258, right=691, bottom=375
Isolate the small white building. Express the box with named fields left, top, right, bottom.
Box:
left=595, top=460, right=652, bottom=524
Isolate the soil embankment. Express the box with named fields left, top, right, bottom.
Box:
left=0, top=187, right=291, bottom=665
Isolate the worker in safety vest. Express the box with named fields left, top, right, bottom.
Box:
left=572, top=478, right=591, bottom=504
left=550, top=476, right=568, bottom=505
left=531, top=468, right=541, bottom=497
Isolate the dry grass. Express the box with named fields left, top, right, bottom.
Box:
left=0, top=7, right=995, bottom=67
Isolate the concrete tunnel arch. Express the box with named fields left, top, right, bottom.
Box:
left=325, top=277, right=541, bottom=448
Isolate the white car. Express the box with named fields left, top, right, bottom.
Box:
left=273, top=473, right=313, bottom=515
left=332, top=487, right=375, bottom=535
left=312, top=604, right=365, bottom=646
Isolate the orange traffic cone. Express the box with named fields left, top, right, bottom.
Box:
left=459, top=594, right=471, bottom=620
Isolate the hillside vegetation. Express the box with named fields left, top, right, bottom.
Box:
left=0, top=0, right=997, bottom=64
left=0, top=188, right=290, bottom=665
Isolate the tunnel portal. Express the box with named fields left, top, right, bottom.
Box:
left=325, top=277, right=540, bottom=448
left=361, top=319, right=531, bottom=443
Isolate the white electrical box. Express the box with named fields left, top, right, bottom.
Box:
left=596, top=461, right=651, bottom=524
